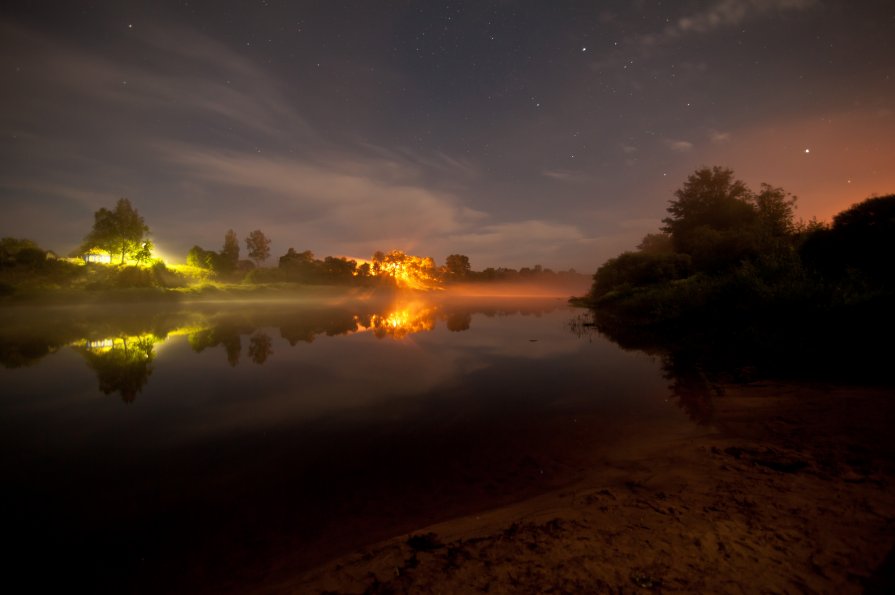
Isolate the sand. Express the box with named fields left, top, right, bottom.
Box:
left=277, top=382, right=895, bottom=594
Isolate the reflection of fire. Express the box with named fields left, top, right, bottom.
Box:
left=357, top=302, right=438, bottom=339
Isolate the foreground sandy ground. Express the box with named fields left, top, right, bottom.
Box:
left=278, top=383, right=895, bottom=594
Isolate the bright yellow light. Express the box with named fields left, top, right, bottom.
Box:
left=75, top=333, right=164, bottom=354
left=84, top=253, right=112, bottom=264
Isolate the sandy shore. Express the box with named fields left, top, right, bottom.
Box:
left=276, top=382, right=895, bottom=594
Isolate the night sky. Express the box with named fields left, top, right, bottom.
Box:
left=2, top=0, right=893, bottom=270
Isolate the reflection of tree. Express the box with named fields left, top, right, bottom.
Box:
left=660, top=355, right=717, bottom=425
left=445, top=311, right=471, bottom=332
left=81, top=335, right=157, bottom=403
left=248, top=332, right=273, bottom=365
left=0, top=339, right=57, bottom=368
left=573, top=310, right=717, bottom=424
left=279, top=310, right=359, bottom=344
left=222, top=334, right=241, bottom=367
left=188, top=326, right=243, bottom=367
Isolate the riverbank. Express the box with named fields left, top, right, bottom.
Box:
left=281, top=382, right=895, bottom=594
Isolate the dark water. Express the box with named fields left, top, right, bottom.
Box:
left=0, top=294, right=697, bottom=592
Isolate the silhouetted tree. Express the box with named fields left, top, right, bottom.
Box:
left=221, top=229, right=240, bottom=271
left=444, top=254, right=471, bottom=280
left=246, top=230, right=271, bottom=266
left=801, top=193, right=895, bottom=287
left=371, top=250, right=385, bottom=276
left=187, top=245, right=221, bottom=270
left=754, top=183, right=797, bottom=238
left=0, top=237, right=42, bottom=266
left=636, top=233, right=673, bottom=255
left=279, top=248, right=319, bottom=281
left=82, top=198, right=150, bottom=264
left=662, top=167, right=756, bottom=265
left=660, top=166, right=798, bottom=271
left=133, top=240, right=154, bottom=265
left=321, top=256, right=356, bottom=282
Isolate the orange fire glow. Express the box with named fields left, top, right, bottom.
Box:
left=355, top=301, right=438, bottom=339
left=371, top=250, right=442, bottom=290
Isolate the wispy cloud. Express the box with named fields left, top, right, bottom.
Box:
left=446, top=220, right=589, bottom=266
left=156, top=143, right=484, bottom=245
left=0, top=21, right=312, bottom=144
left=542, top=169, right=591, bottom=183
left=592, top=0, right=819, bottom=71
left=0, top=18, right=598, bottom=268
left=667, top=139, right=695, bottom=153
left=643, top=0, right=818, bottom=46
left=709, top=129, right=732, bottom=143
left=0, top=20, right=495, bottom=259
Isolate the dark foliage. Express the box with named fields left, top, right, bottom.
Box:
left=801, top=194, right=895, bottom=288
left=580, top=169, right=895, bottom=387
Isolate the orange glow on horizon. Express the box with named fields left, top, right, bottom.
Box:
left=650, top=108, right=895, bottom=224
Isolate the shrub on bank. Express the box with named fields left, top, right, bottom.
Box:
left=583, top=169, right=894, bottom=337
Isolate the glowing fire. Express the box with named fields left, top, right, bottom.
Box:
left=371, top=250, right=442, bottom=290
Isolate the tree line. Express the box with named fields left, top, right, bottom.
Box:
left=579, top=165, right=895, bottom=382
left=1, top=197, right=583, bottom=293
left=584, top=165, right=894, bottom=310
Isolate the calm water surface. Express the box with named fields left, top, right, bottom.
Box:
left=0, top=294, right=698, bottom=592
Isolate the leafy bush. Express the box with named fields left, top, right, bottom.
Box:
left=115, top=266, right=154, bottom=288
left=590, top=251, right=691, bottom=301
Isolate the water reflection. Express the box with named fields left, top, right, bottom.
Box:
left=360, top=300, right=439, bottom=339
left=1, top=296, right=686, bottom=592
left=189, top=325, right=243, bottom=366
left=0, top=297, right=562, bottom=402
left=570, top=311, right=726, bottom=425
left=75, top=334, right=158, bottom=402
left=248, top=331, right=273, bottom=365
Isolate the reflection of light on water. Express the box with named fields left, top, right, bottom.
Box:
left=76, top=333, right=166, bottom=355
left=155, top=324, right=208, bottom=354
left=355, top=302, right=438, bottom=339
left=85, top=338, right=115, bottom=351
left=75, top=323, right=209, bottom=355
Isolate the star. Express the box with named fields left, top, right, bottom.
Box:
left=804, top=148, right=811, bottom=153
